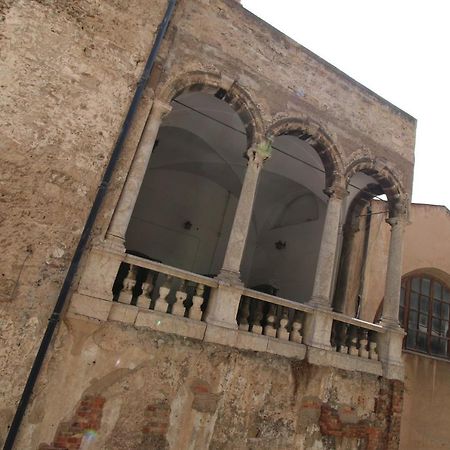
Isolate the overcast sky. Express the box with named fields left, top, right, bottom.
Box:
left=242, top=0, right=450, bottom=208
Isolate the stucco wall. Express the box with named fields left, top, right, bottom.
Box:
left=400, top=353, right=450, bottom=450
left=402, top=204, right=450, bottom=280
left=360, top=202, right=450, bottom=322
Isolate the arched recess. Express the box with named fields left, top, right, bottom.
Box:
left=158, top=70, right=265, bottom=148
left=333, top=158, right=409, bottom=317
left=375, top=269, right=450, bottom=358
left=125, top=72, right=264, bottom=275
left=239, top=118, right=343, bottom=302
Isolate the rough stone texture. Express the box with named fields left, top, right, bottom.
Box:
left=39, top=395, right=106, bottom=450
left=0, top=0, right=416, bottom=447
left=13, top=317, right=401, bottom=450
left=0, top=0, right=166, bottom=444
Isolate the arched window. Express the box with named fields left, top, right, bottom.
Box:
left=401, top=275, right=450, bottom=357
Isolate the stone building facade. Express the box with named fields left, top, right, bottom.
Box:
left=0, top=0, right=421, bottom=449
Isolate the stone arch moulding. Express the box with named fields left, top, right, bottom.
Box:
left=344, top=158, right=409, bottom=218
left=157, top=70, right=266, bottom=148
left=265, top=117, right=345, bottom=190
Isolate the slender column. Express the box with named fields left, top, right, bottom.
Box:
left=218, top=141, right=271, bottom=282
left=381, top=216, right=406, bottom=328
left=309, top=186, right=348, bottom=308
left=204, top=141, right=271, bottom=329
left=106, top=99, right=172, bottom=248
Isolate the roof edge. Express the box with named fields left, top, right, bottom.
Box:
left=239, top=3, right=417, bottom=124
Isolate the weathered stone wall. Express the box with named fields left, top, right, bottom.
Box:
left=0, top=0, right=167, bottom=443
left=159, top=0, right=416, bottom=176
left=15, top=317, right=402, bottom=450
left=0, top=0, right=415, bottom=446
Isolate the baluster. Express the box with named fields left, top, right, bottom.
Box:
left=348, top=326, right=359, bottom=356
left=154, top=275, right=172, bottom=313
left=369, top=332, right=379, bottom=360
left=118, top=264, right=136, bottom=305
left=330, top=321, right=338, bottom=350
left=251, top=301, right=263, bottom=335
left=264, top=304, right=277, bottom=337
left=189, top=283, right=204, bottom=321
left=290, top=311, right=303, bottom=343
left=276, top=307, right=290, bottom=340
left=172, top=279, right=188, bottom=317
left=358, top=329, right=369, bottom=358
left=237, top=297, right=250, bottom=331
left=338, top=323, right=349, bottom=354
left=136, top=270, right=154, bottom=309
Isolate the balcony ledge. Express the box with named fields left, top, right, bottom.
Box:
left=68, top=292, right=385, bottom=376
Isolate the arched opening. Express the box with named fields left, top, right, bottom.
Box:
left=333, top=164, right=405, bottom=318
left=240, top=132, right=330, bottom=302
left=125, top=91, right=250, bottom=275
left=375, top=269, right=450, bottom=358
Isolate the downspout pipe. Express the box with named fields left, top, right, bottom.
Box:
left=3, top=1, right=177, bottom=448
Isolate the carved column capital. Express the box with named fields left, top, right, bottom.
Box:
left=152, top=99, right=172, bottom=119
left=386, top=215, right=407, bottom=228
left=324, top=184, right=348, bottom=200
left=246, top=140, right=272, bottom=167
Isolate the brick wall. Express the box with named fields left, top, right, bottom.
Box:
left=317, top=379, right=404, bottom=450
left=38, top=395, right=105, bottom=450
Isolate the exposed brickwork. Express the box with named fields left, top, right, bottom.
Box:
left=317, top=379, right=405, bottom=450
left=141, top=400, right=170, bottom=449
left=38, top=395, right=105, bottom=450
left=190, top=379, right=221, bottom=414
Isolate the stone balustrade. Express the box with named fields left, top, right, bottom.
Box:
left=237, top=288, right=312, bottom=345
left=112, top=255, right=217, bottom=321
left=330, top=313, right=383, bottom=361
left=71, top=248, right=396, bottom=378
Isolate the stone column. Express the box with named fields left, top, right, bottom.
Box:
left=309, top=186, right=348, bottom=308
left=303, top=186, right=347, bottom=350
left=218, top=141, right=272, bottom=283
left=378, top=214, right=407, bottom=380
left=380, top=216, right=406, bottom=328
left=105, top=99, right=172, bottom=249
left=204, top=141, right=271, bottom=329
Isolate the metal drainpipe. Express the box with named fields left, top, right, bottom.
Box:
left=3, top=1, right=177, bottom=448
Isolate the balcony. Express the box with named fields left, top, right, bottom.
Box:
left=69, top=90, right=407, bottom=381
left=70, top=247, right=399, bottom=379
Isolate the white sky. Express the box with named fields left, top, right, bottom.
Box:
left=242, top=0, right=450, bottom=208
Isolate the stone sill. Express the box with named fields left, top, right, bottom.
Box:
left=68, top=292, right=384, bottom=375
